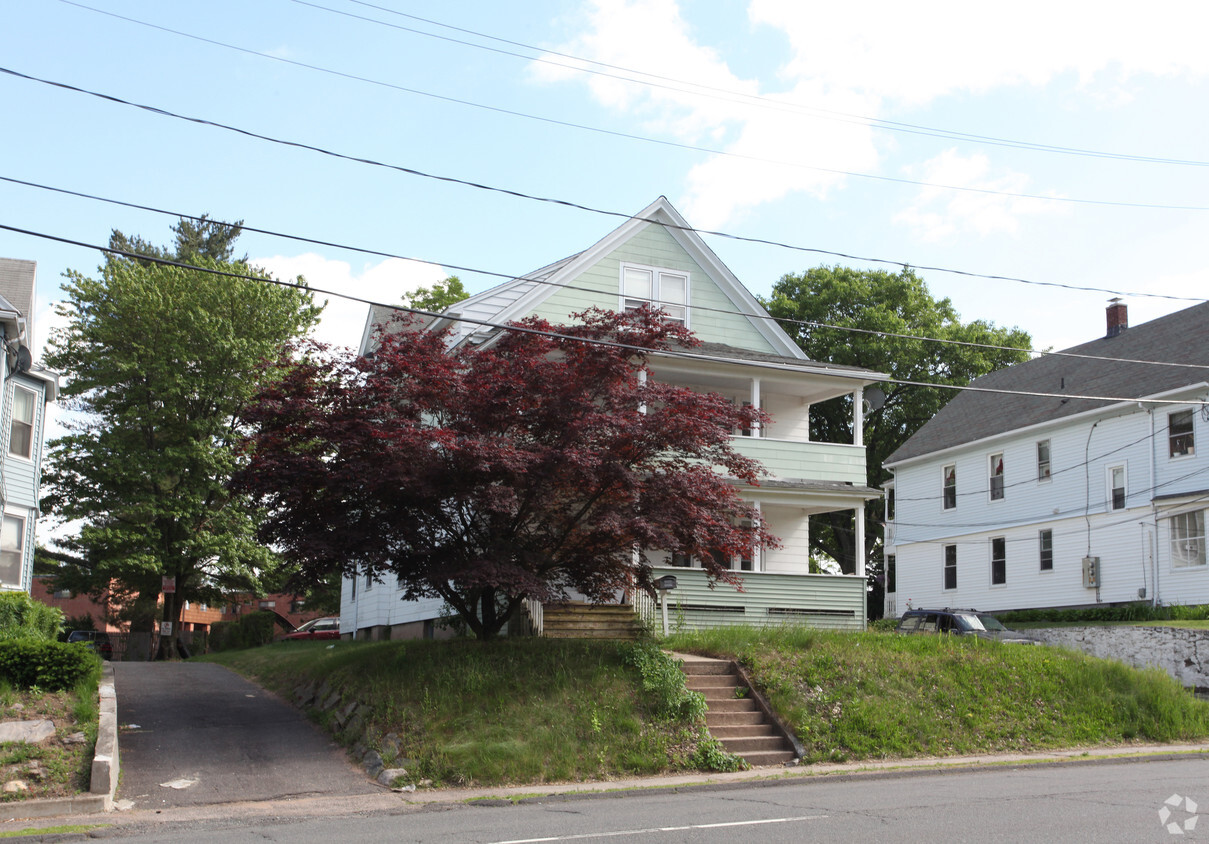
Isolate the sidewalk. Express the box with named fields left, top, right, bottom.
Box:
left=4, top=740, right=1207, bottom=832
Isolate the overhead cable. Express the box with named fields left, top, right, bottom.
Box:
left=6, top=173, right=1208, bottom=373
left=3, top=220, right=1206, bottom=409
left=3, top=65, right=1208, bottom=306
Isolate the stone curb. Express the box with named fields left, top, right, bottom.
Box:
left=2, top=662, right=118, bottom=821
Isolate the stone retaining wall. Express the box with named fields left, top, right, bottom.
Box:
left=1032, top=626, right=1209, bottom=691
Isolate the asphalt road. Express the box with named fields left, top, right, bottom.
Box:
left=82, top=754, right=1209, bottom=842
left=112, top=661, right=380, bottom=810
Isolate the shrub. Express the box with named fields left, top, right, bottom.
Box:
left=0, top=592, right=63, bottom=641
left=997, top=602, right=1209, bottom=625
left=624, top=641, right=707, bottom=722
left=0, top=639, right=99, bottom=690
left=209, top=610, right=278, bottom=651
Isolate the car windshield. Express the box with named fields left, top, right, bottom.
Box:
left=953, top=613, right=984, bottom=631
left=978, top=615, right=1009, bottom=631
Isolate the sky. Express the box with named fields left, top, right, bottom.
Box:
left=4, top=0, right=1209, bottom=373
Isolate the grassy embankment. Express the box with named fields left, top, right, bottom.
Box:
left=206, top=627, right=1209, bottom=788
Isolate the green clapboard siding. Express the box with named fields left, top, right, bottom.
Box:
left=639, top=567, right=867, bottom=631
left=731, top=437, right=866, bottom=484
left=527, top=224, right=780, bottom=354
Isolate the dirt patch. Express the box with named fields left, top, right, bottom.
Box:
left=0, top=689, right=96, bottom=802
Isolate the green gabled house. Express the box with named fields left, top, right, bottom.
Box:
left=341, top=197, right=885, bottom=638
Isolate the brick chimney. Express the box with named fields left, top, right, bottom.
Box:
left=1106, top=298, right=1128, bottom=338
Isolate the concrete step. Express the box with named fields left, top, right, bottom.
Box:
left=706, top=711, right=765, bottom=727
left=701, top=698, right=758, bottom=713
left=709, top=724, right=779, bottom=739
left=679, top=660, right=735, bottom=676
left=719, top=735, right=791, bottom=754
left=735, top=749, right=797, bottom=766
left=675, top=653, right=799, bottom=767
left=685, top=675, right=743, bottom=691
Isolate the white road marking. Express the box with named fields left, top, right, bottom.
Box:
left=490, top=814, right=827, bottom=843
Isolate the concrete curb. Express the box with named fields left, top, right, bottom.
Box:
left=2, top=662, right=118, bottom=821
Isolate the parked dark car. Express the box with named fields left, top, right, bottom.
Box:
left=66, top=629, right=114, bottom=659
left=895, top=608, right=1039, bottom=644
left=282, top=617, right=341, bottom=641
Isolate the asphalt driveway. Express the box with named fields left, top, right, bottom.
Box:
left=113, top=661, right=380, bottom=810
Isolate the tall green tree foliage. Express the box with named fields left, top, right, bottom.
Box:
left=762, top=266, right=1031, bottom=591
left=403, top=275, right=469, bottom=312
left=43, top=218, right=320, bottom=640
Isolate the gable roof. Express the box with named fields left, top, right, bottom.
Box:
left=362, top=198, right=809, bottom=360
left=885, top=300, right=1209, bottom=465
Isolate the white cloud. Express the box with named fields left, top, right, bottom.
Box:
left=537, top=0, right=1209, bottom=227
left=892, top=149, right=1067, bottom=241
left=253, top=254, right=448, bottom=352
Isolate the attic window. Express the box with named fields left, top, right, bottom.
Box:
left=621, top=265, right=688, bottom=326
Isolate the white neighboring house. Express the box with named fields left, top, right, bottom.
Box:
left=0, top=259, right=59, bottom=594
left=340, top=197, right=887, bottom=639
left=884, top=299, right=1209, bottom=618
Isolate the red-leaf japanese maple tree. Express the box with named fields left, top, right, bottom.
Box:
left=236, top=308, right=775, bottom=639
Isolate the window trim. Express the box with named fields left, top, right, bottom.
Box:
left=1169, top=410, right=1195, bottom=459
left=1108, top=464, right=1127, bottom=511
left=1037, top=440, right=1051, bottom=482
left=988, top=452, right=1005, bottom=502
left=8, top=385, right=36, bottom=461
left=0, top=512, right=26, bottom=590
left=619, top=263, right=690, bottom=326
left=942, top=544, right=957, bottom=591
left=942, top=464, right=957, bottom=511
left=1039, top=528, right=1054, bottom=572
left=1170, top=510, right=1206, bottom=569
left=990, top=536, right=1006, bottom=586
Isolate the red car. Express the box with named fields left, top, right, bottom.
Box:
left=283, top=617, right=341, bottom=641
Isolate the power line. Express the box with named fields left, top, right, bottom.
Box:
left=306, top=0, right=1209, bottom=170
left=6, top=173, right=1208, bottom=374
left=4, top=220, right=1206, bottom=410
left=41, top=5, right=1209, bottom=215
left=3, top=64, right=1207, bottom=306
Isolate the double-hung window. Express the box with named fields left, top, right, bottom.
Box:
left=1109, top=465, right=1126, bottom=510
left=621, top=265, right=688, bottom=325
left=989, top=453, right=1004, bottom=501
left=943, top=545, right=957, bottom=590
left=1037, top=440, right=1051, bottom=481
left=991, top=537, right=1006, bottom=585
left=1039, top=529, right=1053, bottom=571
left=1169, top=410, right=1195, bottom=458
left=1171, top=511, right=1206, bottom=568
left=0, top=515, right=25, bottom=589
left=942, top=464, right=957, bottom=510
left=8, top=386, right=35, bottom=459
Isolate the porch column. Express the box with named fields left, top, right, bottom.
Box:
left=752, top=500, right=763, bottom=572
left=853, top=386, right=864, bottom=447
left=750, top=377, right=761, bottom=437
left=638, top=368, right=648, bottom=415
left=854, top=502, right=866, bottom=577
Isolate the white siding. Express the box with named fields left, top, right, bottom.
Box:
left=887, top=401, right=1209, bottom=614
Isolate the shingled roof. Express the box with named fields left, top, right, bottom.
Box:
left=885, top=300, right=1209, bottom=465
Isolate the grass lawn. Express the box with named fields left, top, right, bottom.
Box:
left=207, top=627, right=1209, bottom=786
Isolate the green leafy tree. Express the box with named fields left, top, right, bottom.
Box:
left=403, top=275, right=468, bottom=312
left=762, top=266, right=1032, bottom=594
left=42, top=219, right=320, bottom=652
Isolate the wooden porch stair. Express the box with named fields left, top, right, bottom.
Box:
left=541, top=602, right=644, bottom=640
left=678, top=653, right=798, bottom=767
